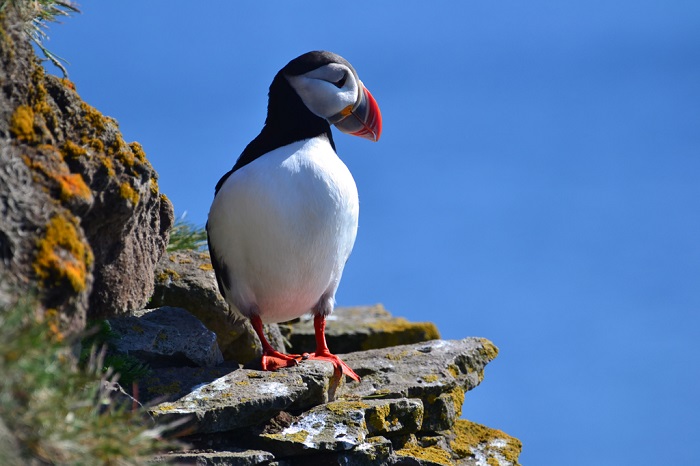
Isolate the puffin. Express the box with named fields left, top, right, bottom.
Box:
left=206, top=51, right=382, bottom=381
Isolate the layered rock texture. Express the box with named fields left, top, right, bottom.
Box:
left=109, top=304, right=522, bottom=465
left=0, top=8, right=173, bottom=332
left=107, top=253, right=523, bottom=464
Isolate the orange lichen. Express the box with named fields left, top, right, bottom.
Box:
left=10, top=105, right=36, bottom=142
left=44, top=309, right=64, bottom=343
left=33, top=215, right=93, bottom=293
left=60, top=78, right=76, bottom=91
left=56, top=173, right=91, bottom=202
left=120, top=181, right=140, bottom=205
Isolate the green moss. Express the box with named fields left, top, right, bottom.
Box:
left=33, top=215, right=93, bottom=293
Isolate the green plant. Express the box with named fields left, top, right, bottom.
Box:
left=0, top=0, right=79, bottom=76
left=0, top=297, right=183, bottom=464
left=167, top=214, right=208, bottom=252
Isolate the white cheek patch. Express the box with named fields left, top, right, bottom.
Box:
left=287, top=73, right=359, bottom=120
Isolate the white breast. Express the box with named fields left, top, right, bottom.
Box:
left=207, top=136, right=359, bottom=323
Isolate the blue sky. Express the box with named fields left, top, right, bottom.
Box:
left=44, top=2, right=700, bottom=464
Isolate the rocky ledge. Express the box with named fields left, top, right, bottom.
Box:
left=106, top=304, right=521, bottom=465
left=95, top=247, right=524, bottom=465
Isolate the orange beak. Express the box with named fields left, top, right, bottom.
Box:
left=330, top=84, right=382, bottom=142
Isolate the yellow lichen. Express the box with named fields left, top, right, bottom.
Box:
left=129, top=142, right=147, bottom=163
left=363, top=319, right=440, bottom=350
left=33, top=215, right=93, bottom=293
left=100, top=156, right=115, bottom=177
left=198, top=263, right=214, bottom=271
left=365, top=403, right=391, bottom=433
left=423, top=374, right=439, bottom=383
left=61, top=140, right=87, bottom=160
left=156, top=269, right=180, bottom=282
left=384, top=350, right=413, bottom=361
left=326, top=401, right=368, bottom=416
left=150, top=177, right=159, bottom=195
left=446, top=385, right=465, bottom=418
left=119, top=181, right=140, bottom=205
left=396, top=443, right=453, bottom=466
left=81, top=102, right=106, bottom=133
left=449, top=419, right=522, bottom=465
left=10, top=105, right=36, bottom=142
left=88, top=138, right=104, bottom=153
left=478, top=338, right=499, bottom=361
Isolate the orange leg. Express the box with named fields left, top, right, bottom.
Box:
left=306, top=314, right=361, bottom=381
left=250, top=315, right=301, bottom=371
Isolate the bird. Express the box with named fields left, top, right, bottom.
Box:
left=206, top=51, right=382, bottom=382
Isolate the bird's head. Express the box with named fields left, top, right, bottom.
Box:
left=274, top=51, right=382, bottom=142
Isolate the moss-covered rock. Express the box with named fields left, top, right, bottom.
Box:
left=0, top=6, right=173, bottom=331
left=280, top=304, right=441, bottom=354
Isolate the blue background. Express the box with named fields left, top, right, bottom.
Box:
left=45, top=2, right=699, bottom=464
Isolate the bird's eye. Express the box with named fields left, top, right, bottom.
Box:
left=332, top=74, right=347, bottom=88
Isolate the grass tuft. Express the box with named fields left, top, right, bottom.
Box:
left=167, top=214, right=208, bottom=252
left=1, top=0, right=80, bottom=76
left=0, top=297, right=184, bottom=464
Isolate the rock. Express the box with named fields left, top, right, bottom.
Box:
left=259, top=398, right=423, bottom=456
left=108, top=306, right=223, bottom=368
left=137, top=364, right=238, bottom=405
left=0, top=8, right=173, bottom=332
left=150, top=338, right=496, bottom=436
left=280, top=304, right=441, bottom=354
left=139, top=323, right=519, bottom=465
left=439, top=419, right=523, bottom=466
left=152, top=449, right=275, bottom=466
left=150, top=249, right=284, bottom=363
left=338, top=338, right=499, bottom=432
left=150, top=361, right=335, bottom=434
